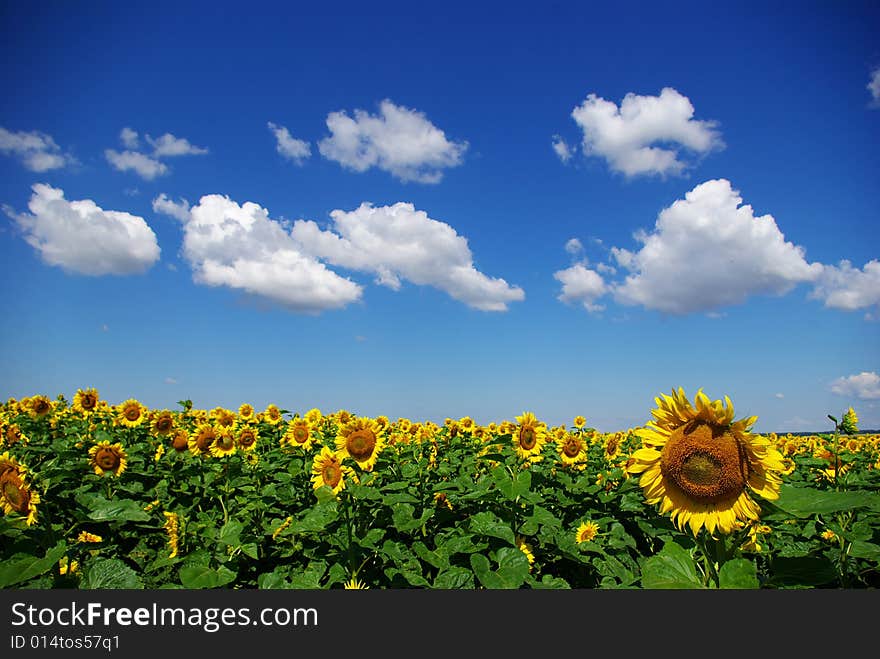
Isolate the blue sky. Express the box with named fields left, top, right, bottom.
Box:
left=1, top=0, right=878, bottom=432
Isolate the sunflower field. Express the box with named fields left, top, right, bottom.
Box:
left=1, top=389, right=879, bottom=589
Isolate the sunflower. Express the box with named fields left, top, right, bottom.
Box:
left=516, top=536, right=535, bottom=567
left=76, top=531, right=103, bottom=543
left=603, top=432, right=623, bottom=461
left=73, top=388, right=100, bottom=416
left=626, top=388, right=785, bottom=536
left=304, top=408, right=323, bottom=426
left=211, top=407, right=236, bottom=428
left=840, top=407, right=859, bottom=435
left=556, top=432, right=588, bottom=467
left=282, top=419, right=316, bottom=451
left=236, top=424, right=259, bottom=452
left=3, top=423, right=27, bottom=446
left=189, top=423, right=218, bottom=457
left=0, top=453, right=39, bottom=526
left=344, top=577, right=369, bottom=589
left=27, top=395, right=53, bottom=418
left=163, top=511, right=180, bottom=558
left=150, top=410, right=175, bottom=436
left=88, top=442, right=128, bottom=477
left=335, top=416, right=386, bottom=471
left=262, top=404, right=284, bottom=425
left=575, top=521, right=600, bottom=544
left=209, top=428, right=237, bottom=457
left=117, top=399, right=147, bottom=428
left=311, top=447, right=354, bottom=495
left=170, top=428, right=190, bottom=452
left=512, top=412, right=548, bottom=460
left=573, top=415, right=587, bottom=429
left=238, top=403, right=255, bottom=421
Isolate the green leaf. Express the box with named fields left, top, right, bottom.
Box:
left=469, top=511, right=515, bottom=545
left=412, top=542, right=449, bottom=570
left=81, top=559, right=143, bottom=589
left=432, top=567, right=474, bottom=589
left=718, top=559, right=759, bottom=589
left=217, top=520, right=243, bottom=546
left=240, top=543, right=259, bottom=559
left=179, top=565, right=237, bottom=588
left=391, top=503, right=433, bottom=532
left=769, top=556, right=838, bottom=587
left=470, top=549, right=530, bottom=589
left=640, top=541, right=704, bottom=589
left=289, top=561, right=327, bottom=589
left=773, top=485, right=880, bottom=517
left=848, top=540, right=880, bottom=562
left=257, top=572, right=288, bottom=589
left=470, top=553, right=504, bottom=589
left=291, top=501, right=338, bottom=533
left=493, top=467, right=532, bottom=500
left=78, top=494, right=151, bottom=522
left=0, top=543, right=68, bottom=588
left=348, top=484, right=382, bottom=500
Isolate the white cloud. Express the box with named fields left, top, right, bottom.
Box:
left=868, top=67, right=880, bottom=106
left=154, top=193, right=362, bottom=314
left=554, top=263, right=607, bottom=312
left=0, top=127, right=75, bottom=171
left=317, top=99, right=467, bottom=183
left=609, top=179, right=822, bottom=314
left=146, top=133, right=209, bottom=157
left=774, top=393, right=785, bottom=399
left=552, top=135, right=572, bottom=163
left=291, top=202, right=524, bottom=311
left=105, top=149, right=168, bottom=180
left=810, top=260, right=880, bottom=311
left=4, top=183, right=160, bottom=276
left=830, top=371, right=880, bottom=400
left=164, top=377, right=178, bottom=385
left=120, top=127, right=140, bottom=149
left=268, top=122, right=311, bottom=164
left=564, top=238, right=583, bottom=255
left=152, top=193, right=191, bottom=222
left=569, top=87, right=723, bottom=177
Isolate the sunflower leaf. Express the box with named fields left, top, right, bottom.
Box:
left=179, top=565, right=237, bottom=588
left=81, top=558, right=143, bottom=589
left=773, top=485, right=880, bottom=517
left=718, top=558, right=759, bottom=589
left=469, top=511, right=516, bottom=545
left=640, top=541, right=704, bottom=589
left=78, top=494, right=151, bottom=523
left=0, top=542, right=67, bottom=588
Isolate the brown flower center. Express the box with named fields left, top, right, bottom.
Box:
left=238, top=430, right=256, bottom=448
left=196, top=430, right=215, bottom=452
left=346, top=428, right=377, bottom=460
left=81, top=394, right=97, bottom=410
left=519, top=427, right=537, bottom=450
left=124, top=406, right=141, bottom=421
left=172, top=432, right=189, bottom=451
left=216, top=433, right=235, bottom=451
left=96, top=448, right=121, bottom=471
left=5, top=426, right=22, bottom=444
left=605, top=436, right=619, bottom=456
left=2, top=478, right=29, bottom=512
left=155, top=416, right=173, bottom=433
left=562, top=437, right=582, bottom=458
left=321, top=462, right=342, bottom=488
left=660, top=421, right=749, bottom=502
left=292, top=426, right=310, bottom=444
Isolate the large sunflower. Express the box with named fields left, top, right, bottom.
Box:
left=626, top=388, right=785, bottom=536
left=282, top=419, right=316, bottom=451
left=209, top=428, right=237, bottom=457
left=311, top=447, right=354, bottom=495
left=513, top=412, right=548, bottom=460
left=335, top=416, right=386, bottom=471
left=189, top=423, right=218, bottom=457
left=236, top=424, right=259, bottom=452
left=150, top=410, right=175, bottom=436
left=88, top=441, right=128, bottom=477
left=117, top=399, right=147, bottom=428
left=73, top=388, right=101, bottom=416
left=28, top=395, right=53, bottom=419
left=556, top=432, right=588, bottom=468
left=0, top=452, right=39, bottom=525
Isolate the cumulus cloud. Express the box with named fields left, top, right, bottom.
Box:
left=610, top=179, right=822, bottom=313
left=564, top=238, right=583, bottom=255
left=568, top=87, right=723, bottom=177
left=0, top=127, right=75, bottom=171
left=146, top=133, right=209, bottom=157
left=105, top=128, right=207, bottom=179
left=152, top=193, right=191, bottom=222
left=317, top=99, right=467, bottom=183
left=554, top=263, right=607, bottom=312
left=810, top=260, right=880, bottom=311
left=869, top=67, right=880, bottom=106
left=268, top=122, right=311, bottom=164
left=105, top=149, right=168, bottom=179
left=291, top=202, right=524, bottom=311
left=830, top=371, right=880, bottom=400
left=552, top=135, right=572, bottom=163
left=3, top=183, right=160, bottom=275
left=554, top=179, right=826, bottom=314
left=154, top=193, right=362, bottom=313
